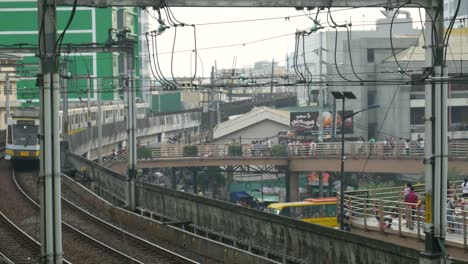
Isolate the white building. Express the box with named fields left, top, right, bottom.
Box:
left=213, top=106, right=290, bottom=144
left=294, top=9, right=419, bottom=140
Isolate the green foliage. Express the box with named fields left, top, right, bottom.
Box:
left=199, top=167, right=226, bottom=196
left=228, top=145, right=242, bottom=156
left=183, top=145, right=198, bottom=157
left=137, top=146, right=152, bottom=159
left=270, top=145, right=287, bottom=157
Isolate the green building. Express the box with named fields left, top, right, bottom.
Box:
left=0, top=2, right=150, bottom=103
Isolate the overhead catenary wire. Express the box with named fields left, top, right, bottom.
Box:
left=360, top=28, right=423, bottom=176
left=327, top=8, right=364, bottom=82
left=55, top=0, right=78, bottom=68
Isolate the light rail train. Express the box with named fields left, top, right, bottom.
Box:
left=5, top=102, right=146, bottom=167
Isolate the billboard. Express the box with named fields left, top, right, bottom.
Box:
left=337, top=110, right=354, bottom=134
left=289, top=111, right=354, bottom=136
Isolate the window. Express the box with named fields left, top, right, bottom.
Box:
left=367, top=48, right=374, bottom=63
left=12, top=125, right=39, bottom=145
left=410, top=107, right=424, bottom=125
left=451, top=106, right=468, bottom=124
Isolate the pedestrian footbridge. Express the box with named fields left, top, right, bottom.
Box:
left=110, top=141, right=468, bottom=175
left=343, top=184, right=468, bottom=259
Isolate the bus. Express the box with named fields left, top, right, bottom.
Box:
left=267, top=197, right=337, bottom=227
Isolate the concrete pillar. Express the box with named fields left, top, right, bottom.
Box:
left=289, top=171, right=300, bottom=202
left=170, top=168, right=176, bottom=189
left=286, top=169, right=300, bottom=202
left=192, top=169, right=198, bottom=194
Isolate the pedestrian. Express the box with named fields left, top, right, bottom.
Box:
left=267, top=138, right=272, bottom=155
left=404, top=139, right=410, bottom=156
left=310, top=140, right=317, bottom=157
left=260, top=140, right=266, bottom=156
left=369, top=136, right=376, bottom=153
left=447, top=195, right=456, bottom=233
left=403, top=183, right=412, bottom=199
left=287, top=140, right=293, bottom=156
left=404, top=186, right=419, bottom=230
left=418, top=135, right=424, bottom=154
left=250, top=141, right=255, bottom=157
left=462, top=178, right=468, bottom=198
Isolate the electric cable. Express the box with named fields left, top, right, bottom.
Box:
left=190, top=25, right=198, bottom=86
left=443, top=0, right=461, bottom=65
left=328, top=8, right=363, bottom=82
left=360, top=29, right=422, bottom=178
left=327, top=10, right=355, bottom=82
left=144, top=32, right=165, bottom=87
left=151, top=32, right=176, bottom=89
left=55, top=0, right=78, bottom=66
left=345, top=24, right=364, bottom=82
left=170, top=27, right=180, bottom=85
left=149, top=32, right=175, bottom=89
left=301, top=33, right=314, bottom=82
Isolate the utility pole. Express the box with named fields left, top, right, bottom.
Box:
left=125, top=38, right=137, bottom=210
left=61, top=58, right=69, bottom=142
left=318, top=32, right=324, bottom=142
left=5, top=73, right=10, bottom=123
left=421, top=0, right=448, bottom=262
left=87, top=75, right=91, bottom=128
left=209, top=66, right=215, bottom=140
left=270, top=58, right=275, bottom=94
left=37, top=0, right=63, bottom=262
left=97, top=78, right=103, bottom=165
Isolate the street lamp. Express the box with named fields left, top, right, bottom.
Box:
left=331, top=91, right=380, bottom=230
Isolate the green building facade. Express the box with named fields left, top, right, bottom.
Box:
left=0, top=2, right=148, bottom=103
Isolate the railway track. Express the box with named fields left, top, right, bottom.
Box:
left=15, top=168, right=202, bottom=264
left=0, top=161, right=140, bottom=264
left=0, top=210, right=40, bottom=264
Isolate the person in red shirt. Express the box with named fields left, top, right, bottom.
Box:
left=404, top=186, right=418, bottom=229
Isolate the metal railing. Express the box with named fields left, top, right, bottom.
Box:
left=341, top=187, right=468, bottom=249
left=134, top=141, right=468, bottom=160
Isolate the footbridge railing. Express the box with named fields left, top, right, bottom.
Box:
left=342, top=183, right=468, bottom=250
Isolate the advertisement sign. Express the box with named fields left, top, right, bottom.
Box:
left=289, top=112, right=318, bottom=130
left=289, top=111, right=354, bottom=136
left=307, top=172, right=330, bottom=186
left=337, top=110, right=354, bottom=134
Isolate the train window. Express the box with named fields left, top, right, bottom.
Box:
left=12, top=124, right=39, bottom=145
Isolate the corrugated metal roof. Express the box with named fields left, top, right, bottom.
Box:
left=213, top=106, right=290, bottom=139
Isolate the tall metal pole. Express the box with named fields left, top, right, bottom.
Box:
left=332, top=97, right=337, bottom=139
left=339, top=97, right=345, bottom=230
left=126, top=42, right=137, bottom=210
left=38, top=0, right=63, bottom=262
left=318, top=32, right=324, bottom=142
left=61, top=58, right=68, bottom=142
left=422, top=0, right=447, bottom=261
left=5, top=73, right=10, bottom=123
left=270, top=58, right=275, bottom=94
left=87, top=75, right=91, bottom=128
left=97, top=78, right=102, bottom=165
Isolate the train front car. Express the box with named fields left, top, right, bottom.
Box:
left=5, top=109, right=40, bottom=169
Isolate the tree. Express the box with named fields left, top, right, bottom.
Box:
left=198, top=167, right=226, bottom=198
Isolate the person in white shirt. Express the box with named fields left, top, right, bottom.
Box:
left=462, top=178, right=468, bottom=198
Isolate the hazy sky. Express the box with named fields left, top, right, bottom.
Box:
left=147, top=7, right=424, bottom=77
